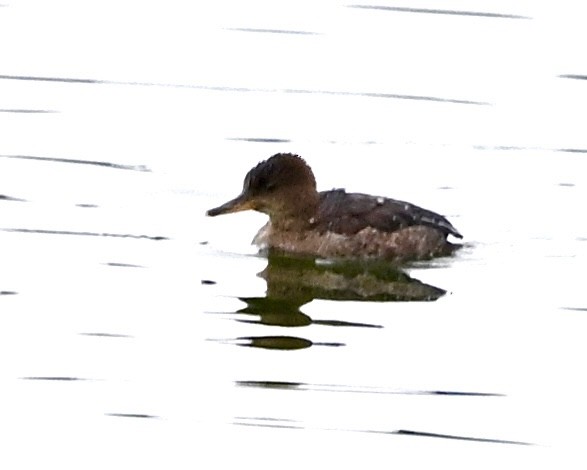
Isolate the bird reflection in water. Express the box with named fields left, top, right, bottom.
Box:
left=230, top=253, right=445, bottom=350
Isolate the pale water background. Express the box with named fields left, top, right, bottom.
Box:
left=1, top=1, right=586, bottom=468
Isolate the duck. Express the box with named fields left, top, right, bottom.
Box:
left=207, top=153, right=462, bottom=261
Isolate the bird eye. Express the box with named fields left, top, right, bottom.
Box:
left=244, top=170, right=277, bottom=193
left=257, top=175, right=276, bottom=191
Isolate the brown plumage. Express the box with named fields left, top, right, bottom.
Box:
left=207, top=153, right=462, bottom=261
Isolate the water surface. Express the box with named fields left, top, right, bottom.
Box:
left=1, top=1, right=586, bottom=468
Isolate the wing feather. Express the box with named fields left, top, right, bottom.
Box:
left=316, top=190, right=462, bottom=238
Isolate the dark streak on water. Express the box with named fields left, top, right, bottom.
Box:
left=0, top=74, right=487, bottom=106
left=235, top=318, right=379, bottom=329
left=227, top=27, right=318, bottom=35
left=1, top=291, right=18, bottom=295
left=104, top=262, right=145, bottom=268
left=559, top=74, right=587, bottom=81
left=233, top=417, right=531, bottom=445
left=0, top=109, right=57, bottom=113
left=393, top=429, right=532, bottom=446
left=347, top=5, right=531, bottom=20
left=201, top=279, right=217, bottom=285
left=76, top=203, right=99, bottom=208
left=80, top=332, right=133, bottom=338
left=227, top=137, right=291, bottom=143
left=235, top=421, right=303, bottom=430
left=105, top=413, right=158, bottom=419
left=237, top=381, right=302, bottom=390
left=285, top=88, right=487, bottom=105
left=235, top=380, right=504, bottom=397
left=0, top=154, right=150, bottom=172
left=228, top=304, right=383, bottom=328
left=21, top=376, right=87, bottom=381
left=475, top=145, right=526, bottom=151
left=235, top=416, right=299, bottom=424
left=562, top=307, right=587, bottom=312
left=474, top=145, right=587, bottom=154
left=1, top=228, right=168, bottom=241
left=0, top=194, right=26, bottom=202
left=313, top=319, right=382, bottom=328
left=0, top=74, right=104, bottom=85
left=229, top=336, right=345, bottom=350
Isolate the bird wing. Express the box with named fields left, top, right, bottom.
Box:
left=316, top=190, right=462, bottom=238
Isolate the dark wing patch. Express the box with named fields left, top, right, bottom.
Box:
left=316, top=190, right=462, bottom=238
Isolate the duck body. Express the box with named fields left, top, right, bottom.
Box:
left=207, top=153, right=462, bottom=262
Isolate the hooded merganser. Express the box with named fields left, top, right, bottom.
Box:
left=207, top=153, right=463, bottom=261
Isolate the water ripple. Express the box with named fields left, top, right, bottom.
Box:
left=0, top=74, right=487, bottom=106
left=20, top=376, right=87, bottom=381
left=235, top=380, right=504, bottom=396
left=347, top=5, right=531, bottom=20
left=227, top=27, right=318, bottom=35
left=80, top=332, right=133, bottom=338
left=559, top=74, right=587, bottom=81
left=227, top=137, right=291, bottom=143
left=0, top=194, right=26, bottom=202
left=0, top=154, right=150, bottom=172
left=393, top=429, right=531, bottom=445
left=1, top=227, right=168, bottom=241
left=0, top=109, right=57, bottom=113
left=233, top=416, right=532, bottom=445
left=105, top=413, right=158, bottom=419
